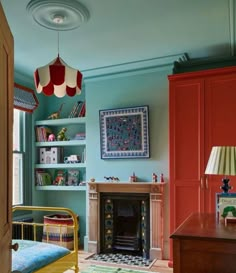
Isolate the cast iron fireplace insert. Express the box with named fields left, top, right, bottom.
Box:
left=100, top=192, right=150, bottom=258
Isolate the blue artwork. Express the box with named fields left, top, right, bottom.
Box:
left=99, top=106, right=149, bottom=159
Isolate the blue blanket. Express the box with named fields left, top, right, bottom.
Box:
left=12, top=239, right=70, bottom=273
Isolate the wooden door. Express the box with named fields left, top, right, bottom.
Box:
left=169, top=74, right=205, bottom=262
left=0, top=3, right=14, bottom=273
left=204, top=67, right=236, bottom=212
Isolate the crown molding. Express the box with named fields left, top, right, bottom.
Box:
left=82, top=53, right=188, bottom=82
left=14, top=53, right=188, bottom=86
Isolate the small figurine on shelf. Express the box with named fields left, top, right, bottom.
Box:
left=48, top=133, right=55, bottom=142
left=129, top=172, right=137, bottom=182
left=47, top=103, right=65, bottom=119
left=104, top=176, right=120, bottom=182
left=152, top=173, right=158, bottom=183
left=57, top=127, right=68, bottom=141
left=160, top=173, right=165, bottom=183
left=111, top=176, right=119, bottom=182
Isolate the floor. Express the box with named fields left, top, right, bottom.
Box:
left=65, top=250, right=173, bottom=273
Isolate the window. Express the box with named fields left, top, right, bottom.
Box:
left=13, top=109, right=24, bottom=205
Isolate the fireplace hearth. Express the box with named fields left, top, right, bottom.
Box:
left=88, top=182, right=166, bottom=260
left=100, top=193, right=150, bottom=257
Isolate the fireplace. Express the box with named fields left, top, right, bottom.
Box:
left=88, top=182, right=165, bottom=260
left=100, top=193, right=150, bottom=257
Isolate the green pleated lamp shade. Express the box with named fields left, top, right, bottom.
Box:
left=205, top=146, right=236, bottom=176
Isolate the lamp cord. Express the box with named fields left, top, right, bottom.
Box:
left=57, top=31, right=60, bottom=57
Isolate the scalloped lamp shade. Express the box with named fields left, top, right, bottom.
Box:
left=34, top=55, right=83, bottom=98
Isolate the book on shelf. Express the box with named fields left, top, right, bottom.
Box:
left=35, top=126, right=52, bottom=142
left=81, top=147, right=86, bottom=163
left=73, top=132, right=86, bottom=140
left=35, top=170, right=52, bottom=186
left=78, top=101, right=86, bottom=117
left=68, top=101, right=83, bottom=118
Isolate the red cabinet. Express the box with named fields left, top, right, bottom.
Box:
left=169, top=66, right=236, bottom=262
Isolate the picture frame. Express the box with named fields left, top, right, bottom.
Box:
left=99, top=105, right=150, bottom=159
left=216, top=193, right=236, bottom=222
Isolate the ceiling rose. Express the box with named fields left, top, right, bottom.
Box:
left=26, top=0, right=89, bottom=31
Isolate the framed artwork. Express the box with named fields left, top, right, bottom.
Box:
left=216, top=193, right=236, bottom=222
left=99, top=105, right=150, bottom=159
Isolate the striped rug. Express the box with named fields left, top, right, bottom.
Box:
left=81, top=264, right=159, bottom=273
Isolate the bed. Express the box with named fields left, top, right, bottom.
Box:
left=12, top=206, right=79, bottom=273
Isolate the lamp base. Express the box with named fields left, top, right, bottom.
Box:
left=221, top=177, right=231, bottom=193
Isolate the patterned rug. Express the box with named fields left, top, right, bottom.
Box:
left=87, top=253, right=152, bottom=267
left=81, top=264, right=158, bottom=273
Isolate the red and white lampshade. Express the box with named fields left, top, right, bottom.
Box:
left=34, top=54, right=83, bottom=97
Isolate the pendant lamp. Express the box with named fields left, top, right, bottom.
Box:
left=34, top=53, right=83, bottom=98
left=27, top=0, right=89, bottom=97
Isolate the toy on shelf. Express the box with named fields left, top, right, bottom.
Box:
left=47, top=103, right=65, bottom=119
left=53, top=169, right=67, bottom=185
left=160, top=173, right=165, bottom=182
left=64, top=155, right=81, bottom=164
left=48, top=133, right=55, bottom=141
left=152, top=173, right=158, bottom=182
left=104, top=176, right=120, bottom=182
left=57, top=127, right=68, bottom=141
left=129, top=172, right=137, bottom=182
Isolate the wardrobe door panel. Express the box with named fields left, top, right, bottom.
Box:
left=205, top=71, right=236, bottom=212
left=169, top=78, right=205, bottom=232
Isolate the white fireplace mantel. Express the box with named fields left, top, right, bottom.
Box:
left=88, top=181, right=166, bottom=260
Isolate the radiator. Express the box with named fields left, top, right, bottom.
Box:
left=12, top=217, right=34, bottom=240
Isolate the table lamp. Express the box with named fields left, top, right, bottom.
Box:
left=205, top=146, right=236, bottom=193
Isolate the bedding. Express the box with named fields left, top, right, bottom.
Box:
left=12, top=239, right=70, bottom=273
left=12, top=206, right=79, bottom=273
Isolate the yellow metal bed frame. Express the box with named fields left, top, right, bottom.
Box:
left=12, top=206, right=79, bottom=273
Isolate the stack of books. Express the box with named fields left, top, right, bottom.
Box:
left=35, top=126, right=52, bottom=142
left=73, top=132, right=86, bottom=140
left=68, top=101, right=86, bottom=118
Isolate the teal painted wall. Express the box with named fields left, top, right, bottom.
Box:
left=86, top=69, right=170, bottom=182
left=28, top=64, right=172, bottom=257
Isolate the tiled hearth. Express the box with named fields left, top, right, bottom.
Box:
left=88, top=182, right=166, bottom=260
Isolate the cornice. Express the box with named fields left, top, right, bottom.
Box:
left=82, top=53, right=188, bottom=82
left=15, top=53, right=188, bottom=85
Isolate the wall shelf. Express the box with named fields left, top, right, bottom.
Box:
left=35, top=117, right=86, bottom=126
left=36, top=185, right=87, bottom=191
left=35, top=163, right=86, bottom=169
left=35, top=140, right=86, bottom=147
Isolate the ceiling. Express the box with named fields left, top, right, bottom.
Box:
left=1, top=0, right=236, bottom=82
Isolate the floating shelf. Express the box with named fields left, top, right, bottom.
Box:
left=35, top=163, right=86, bottom=169
left=36, top=185, right=87, bottom=191
left=35, top=140, right=86, bottom=147
left=35, top=117, right=86, bottom=126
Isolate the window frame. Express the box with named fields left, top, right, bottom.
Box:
left=13, top=109, right=32, bottom=206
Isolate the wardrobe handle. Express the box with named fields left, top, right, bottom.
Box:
left=200, top=177, right=204, bottom=190
left=205, top=176, right=208, bottom=189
